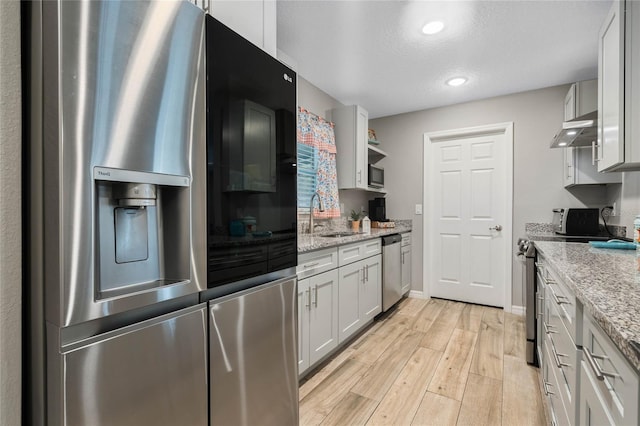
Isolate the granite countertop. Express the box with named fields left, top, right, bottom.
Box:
left=534, top=241, right=640, bottom=371
left=298, top=219, right=412, bottom=253
left=525, top=222, right=627, bottom=242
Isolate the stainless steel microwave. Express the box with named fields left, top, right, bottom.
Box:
left=368, top=164, right=384, bottom=188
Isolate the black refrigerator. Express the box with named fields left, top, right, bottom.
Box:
left=203, top=16, right=299, bottom=425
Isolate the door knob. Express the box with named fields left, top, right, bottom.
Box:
left=489, top=225, right=503, bottom=231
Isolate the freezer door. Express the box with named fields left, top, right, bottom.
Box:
left=58, top=304, right=208, bottom=425
left=209, top=276, right=298, bottom=425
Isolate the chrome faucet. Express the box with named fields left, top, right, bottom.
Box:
left=309, top=191, right=325, bottom=234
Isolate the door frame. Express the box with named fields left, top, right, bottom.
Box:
left=422, top=122, right=514, bottom=312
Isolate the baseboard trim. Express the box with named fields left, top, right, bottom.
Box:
left=408, top=290, right=427, bottom=299
left=511, top=305, right=525, bottom=316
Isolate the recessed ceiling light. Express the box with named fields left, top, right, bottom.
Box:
left=567, top=130, right=577, bottom=136
left=558, top=142, right=567, bottom=147
left=422, top=21, right=444, bottom=35
left=446, top=77, right=467, bottom=87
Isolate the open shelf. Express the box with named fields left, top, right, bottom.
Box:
left=367, top=144, right=387, bottom=163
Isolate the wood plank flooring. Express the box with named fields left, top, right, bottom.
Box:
left=299, top=297, right=546, bottom=426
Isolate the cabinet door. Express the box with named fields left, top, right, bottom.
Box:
left=598, top=0, right=626, bottom=171
left=298, top=278, right=310, bottom=374
left=338, top=261, right=363, bottom=342
left=210, top=0, right=276, bottom=56
left=564, top=83, right=577, bottom=121
left=308, top=269, right=340, bottom=365
left=563, top=147, right=576, bottom=187
left=360, top=254, right=382, bottom=321
left=333, top=105, right=369, bottom=190
left=401, top=245, right=411, bottom=295
left=580, top=362, right=616, bottom=426
left=572, top=146, right=622, bottom=186
left=355, top=106, right=369, bottom=189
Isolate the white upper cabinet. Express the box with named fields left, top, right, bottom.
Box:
left=332, top=105, right=369, bottom=190
left=597, top=0, right=640, bottom=171
left=565, top=80, right=598, bottom=121
left=564, top=147, right=621, bottom=187
left=562, top=80, right=621, bottom=186
left=196, top=0, right=277, bottom=57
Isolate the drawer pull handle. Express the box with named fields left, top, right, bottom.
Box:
left=544, top=322, right=557, bottom=334
left=552, top=348, right=570, bottom=368
left=584, top=347, right=619, bottom=381
left=551, top=292, right=570, bottom=306
left=545, top=277, right=557, bottom=285
left=307, top=288, right=311, bottom=309
left=313, top=285, right=318, bottom=307
left=543, top=381, right=555, bottom=396
left=304, top=262, right=320, bottom=269
left=537, top=294, right=545, bottom=317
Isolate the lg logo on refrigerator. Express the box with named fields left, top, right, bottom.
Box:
left=283, top=73, right=293, bottom=83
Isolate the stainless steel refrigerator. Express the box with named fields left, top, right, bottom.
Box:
left=24, top=1, right=208, bottom=424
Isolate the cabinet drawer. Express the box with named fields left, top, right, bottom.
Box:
left=537, top=256, right=580, bottom=345
left=543, top=336, right=572, bottom=426
left=401, top=233, right=411, bottom=247
left=338, top=239, right=381, bottom=266
left=297, top=247, right=338, bottom=279
left=582, top=313, right=639, bottom=425
left=545, top=300, right=579, bottom=424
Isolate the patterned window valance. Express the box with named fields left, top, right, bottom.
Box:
left=297, top=107, right=340, bottom=218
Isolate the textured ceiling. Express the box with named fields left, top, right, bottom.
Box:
left=277, top=0, right=613, bottom=119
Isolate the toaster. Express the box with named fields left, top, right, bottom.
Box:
left=556, top=208, right=600, bottom=236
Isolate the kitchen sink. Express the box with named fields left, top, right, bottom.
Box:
left=319, top=232, right=361, bottom=238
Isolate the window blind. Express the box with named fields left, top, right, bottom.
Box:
left=297, top=143, right=317, bottom=210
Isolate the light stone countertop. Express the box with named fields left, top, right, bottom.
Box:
left=298, top=220, right=412, bottom=254
left=534, top=241, right=640, bottom=372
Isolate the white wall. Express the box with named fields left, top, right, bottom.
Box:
left=370, top=85, right=611, bottom=307
left=0, top=0, right=22, bottom=423
left=606, top=173, right=640, bottom=236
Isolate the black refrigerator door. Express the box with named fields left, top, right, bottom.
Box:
left=205, top=16, right=297, bottom=289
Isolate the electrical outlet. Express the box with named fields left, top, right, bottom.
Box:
left=415, top=204, right=423, bottom=215
left=612, top=202, right=618, bottom=217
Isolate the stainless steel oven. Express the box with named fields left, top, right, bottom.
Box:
left=517, top=238, right=538, bottom=366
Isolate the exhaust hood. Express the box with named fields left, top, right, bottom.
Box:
left=549, top=111, right=597, bottom=148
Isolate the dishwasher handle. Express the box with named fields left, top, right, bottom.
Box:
left=381, top=234, right=402, bottom=245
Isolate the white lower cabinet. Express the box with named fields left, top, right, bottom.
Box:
left=298, top=238, right=383, bottom=377
left=580, top=312, right=639, bottom=425
left=298, top=269, right=339, bottom=376
left=360, top=254, right=382, bottom=322
left=543, top=336, right=571, bottom=426
left=337, top=254, right=381, bottom=343
left=337, top=261, right=362, bottom=342
left=538, top=253, right=579, bottom=425
left=580, top=361, right=616, bottom=425
left=537, top=251, right=640, bottom=426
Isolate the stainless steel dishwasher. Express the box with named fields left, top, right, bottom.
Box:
left=382, top=234, right=403, bottom=311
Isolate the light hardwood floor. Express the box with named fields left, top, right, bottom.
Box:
left=299, top=297, right=546, bottom=426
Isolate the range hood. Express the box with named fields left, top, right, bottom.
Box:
left=549, top=111, right=597, bottom=148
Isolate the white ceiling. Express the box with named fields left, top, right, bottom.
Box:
left=277, top=0, right=613, bottom=119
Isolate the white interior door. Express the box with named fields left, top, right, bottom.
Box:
left=424, top=123, right=513, bottom=308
